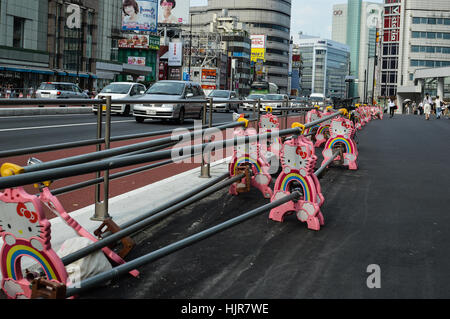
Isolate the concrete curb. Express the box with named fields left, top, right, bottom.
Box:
left=0, top=107, right=93, bottom=116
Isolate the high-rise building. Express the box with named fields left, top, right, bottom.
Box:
left=332, top=1, right=383, bottom=101
left=296, top=37, right=350, bottom=99
left=189, top=0, right=292, bottom=93
left=386, top=0, right=450, bottom=106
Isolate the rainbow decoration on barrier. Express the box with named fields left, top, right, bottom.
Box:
left=233, top=157, right=262, bottom=174
left=326, top=137, right=353, bottom=154
left=279, top=173, right=312, bottom=202
left=2, top=240, right=61, bottom=282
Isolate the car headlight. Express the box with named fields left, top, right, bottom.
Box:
left=162, top=104, right=176, bottom=109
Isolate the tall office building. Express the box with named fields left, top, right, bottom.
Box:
left=297, top=37, right=350, bottom=98
left=189, top=0, right=292, bottom=93
left=385, top=0, right=450, bottom=104
left=332, top=1, right=383, bottom=101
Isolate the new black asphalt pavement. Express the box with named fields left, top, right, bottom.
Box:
left=40, top=114, right=450, bottom=298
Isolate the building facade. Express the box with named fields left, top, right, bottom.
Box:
left=189, top=0, right=292, bottom=93
left=0, top=0, right=51, bottom=92
left=297, top=37, right=350, bottom=99
left=391, top=0, right=450, bottom=105
left=0, top=0, right=158, bottom=94
left=332, top=0, right=383, bottom=102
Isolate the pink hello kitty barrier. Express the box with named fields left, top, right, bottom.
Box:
left=269, top=124, right=325, bottom=231
left=0, top=163, right=138, bottom=299
left=229, top=125, right=273, bottom=199
left=258, top=113, right=282, bottom=161
left=314, top=107, right=335, bottom=148
left=322, top=116, right=358, bottom=170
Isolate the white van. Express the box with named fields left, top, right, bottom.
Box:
left=93, top=82, right=146, bottom=116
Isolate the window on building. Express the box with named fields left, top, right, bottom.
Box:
left=13, top=17, right=25, bottom=48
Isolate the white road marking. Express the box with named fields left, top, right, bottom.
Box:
left=0, top=120, right=135, bottom=132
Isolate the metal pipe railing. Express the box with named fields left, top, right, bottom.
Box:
left=314, top=151, right=341, bottom=177
left=61, top=173, right=246, bottom=266
left=20, top=121, right=245, bottom=173
left=0, top=120, right=236, bottom=159
left=0, top=111, right=343, bottom=190
left=64, top=190, right=301, bottom=297
left=103, top=171, right=231, bottom=234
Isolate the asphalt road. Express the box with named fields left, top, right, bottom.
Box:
left=0, top=111, right=239, bottom=151
left=77, top=114, right=450, bottom=299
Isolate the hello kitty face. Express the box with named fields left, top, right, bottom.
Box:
left=260, top=115, right=279, bottom=131
left=282, top=144, right=310, bottom=176
left=307, top=112, right=321, bottom=123
left=236, top=141, right=258, bottom=157
left=330, top=120, right=351, bottom=138
left=0, top=202, right=43, bottom=242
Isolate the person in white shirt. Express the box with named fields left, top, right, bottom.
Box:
left=435, top=96, right=442, bottom=119
left=423, top=93, right=432, bottom=120
left=388, top=96, right=396, bottom=118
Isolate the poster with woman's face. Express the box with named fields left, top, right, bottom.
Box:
left=122, top=0, right=158, bottom=32
left=158, top=0, right=189, bottom=24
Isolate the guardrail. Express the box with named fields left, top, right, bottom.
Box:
left=0, top=95, right=369, bottom=299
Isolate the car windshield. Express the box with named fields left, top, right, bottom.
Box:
left=247, top=94, right=265, bottom=100
left=38, top=83, right=65, bottom=90
left=146, top=82, right=185, bottom=95
left=265, top=94, right=284, bottom=100
left=100, top=84, right=132, bottom=94
left=209, top=91, right=230, bottom=98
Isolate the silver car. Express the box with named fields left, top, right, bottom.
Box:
left=93, top=82, right=146, bottom=116
left=36, top=82, right=89, bottom=99
left=208, top=90, right=239, bottom=112
left=133, top=81, right=206, bottom=124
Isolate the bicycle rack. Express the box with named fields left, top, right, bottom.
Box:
left=269, top=123, right=325, bottom=231
left=229, top=125, right=273, bottom=199
left=322, top=115, right=359, bottom=171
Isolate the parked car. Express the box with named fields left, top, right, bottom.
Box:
left=261, top=94, right=289, bottom=113
left=92, top=82, right=146, bottom=116
left=35, top=82, right=89, bottom=106
left=133, top=80, right=205, bottom=124
left=208, top=90, right=239, bottom=112
left=242, top=94, right=266, bottom=111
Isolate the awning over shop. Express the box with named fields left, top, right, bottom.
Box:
left=122, top=63, right=152, bottom=76
left=0, top=64, right=54, bottom=75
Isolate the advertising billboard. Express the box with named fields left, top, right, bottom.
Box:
left=118, top=34, right=160, bottom=50
left=127, top=56, right=146, bottom=65
left=251, top=35, right=266, bottom=62
left=168, top=42, right=183, bottom=66
left=201, top=69, right=217, bottom=82
left=122, top=0, right=158, bottom=32
left=158, top=0, right=189, bottom=24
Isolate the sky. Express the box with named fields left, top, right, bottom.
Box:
left=190, top=0, right=384, bottom=42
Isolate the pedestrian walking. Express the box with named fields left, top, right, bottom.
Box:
left=423, top=93, right=432, bottom=120
left=418, top=102, right=423, bottom=115
left=412, top=101, right=417, bottom=114
left=388, top=96, right=397, bottom=118
left=435, top=96, right=443, bottom=119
